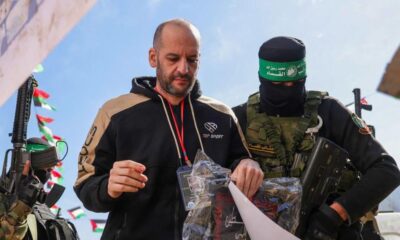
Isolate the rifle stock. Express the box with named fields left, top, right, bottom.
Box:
left=295, top=137, right=348, bottom=237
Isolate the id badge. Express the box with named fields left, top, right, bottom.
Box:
left=176, top=165, right=196, bottom=211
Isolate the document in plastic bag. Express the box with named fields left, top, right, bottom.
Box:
left=228, top=182, right=300, bottom=240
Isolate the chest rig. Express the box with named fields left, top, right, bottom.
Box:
left=246, top=91, right=327, bottom=178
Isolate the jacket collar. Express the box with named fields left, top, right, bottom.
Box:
left=130, top=76, right=202, bottom=101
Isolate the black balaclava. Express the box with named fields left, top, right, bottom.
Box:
left=258, top=36, right=307, bottom=117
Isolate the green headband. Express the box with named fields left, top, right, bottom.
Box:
left=27, top=143, right=50, bottom=152
left=259, top=58, right=306, bottom=82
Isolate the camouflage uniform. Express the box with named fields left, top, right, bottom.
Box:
left=0, top=137, right=57, bottom=240
left=0, top=193, right=31, bottom=240
left=233, top=35, right=400, bottom=240
left=244, top=91, right=326, bottom=179
left=233, top=91, right=400, bottom=239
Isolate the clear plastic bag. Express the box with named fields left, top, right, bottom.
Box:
left=182, top=151, right=302, bottom=239
left=188, top=150, right=231, bottom=208
left=255, top=177, right=302, bottom=234
left=183, top=150, right=246, bottom=240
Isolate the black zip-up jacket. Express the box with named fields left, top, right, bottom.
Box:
left=233, top=94, right=400, bottom=224
left=74, top=77, right=250, bottom=240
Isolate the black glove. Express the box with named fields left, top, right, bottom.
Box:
left=304, top=204, right=344, bottom=240
left=18, top=174, right=46, bottom=207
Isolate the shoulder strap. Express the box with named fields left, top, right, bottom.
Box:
left=246, top=91, right=327, bottom=122
left=26, top=214, right=38, bottom=240
left=32, top=203, right=54, bottom=227
left=303, top=90, right=327, bottom=132
left=32, top=203, right=79, bottom=240
left=304, top=90, right=328, bottom=117
left=247, top=92, right=260, bottom=105
left=45, top=219, right=79, bottom=240
left=246, top=92, right=261, bottom=123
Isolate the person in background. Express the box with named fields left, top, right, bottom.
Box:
left=1, top=137, right=78, bottom=240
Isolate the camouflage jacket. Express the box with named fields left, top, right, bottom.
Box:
left=0, top=193, right=31, bottom=240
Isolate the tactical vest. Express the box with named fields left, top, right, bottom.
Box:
left=246, top=91, right=327, bottom=178
left=25, top=203, right=79, bottom=240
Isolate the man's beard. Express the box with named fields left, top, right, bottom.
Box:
left=156, top=65, right=195, bottom=97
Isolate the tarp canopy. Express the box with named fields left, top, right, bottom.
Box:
left=378, top=46, right=400, bottom=99
left=0, top=0, right=97, bottom=106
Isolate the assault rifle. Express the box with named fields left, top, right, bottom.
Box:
left=0, top=76, right=64, bottom=207
left=0, top=76, right=79, bottom=240
left=295, top=137, right=348, bottom=238
left=0, top=76, right=36, bottom=199
left=353, top=88, right=375, bottom=136
left=353, top=88, right=372, bottom=118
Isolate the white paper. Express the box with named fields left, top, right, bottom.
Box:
left=0, top=0, right=97, bottom=105
left=228, top=182, right=300, bottom=240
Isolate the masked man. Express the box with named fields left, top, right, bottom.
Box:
left=233, top=36, right=400, bottom=240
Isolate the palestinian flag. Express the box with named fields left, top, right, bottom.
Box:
left=33, top=64, right=44, bottom=73
left=46, top=180, right=55, bottom=189
left=38, top=124, right=55, bottom=145
left=67, top=206, right=86, bottom=220
left=41, top=134, right=62, bottom=145
left=52, top=135, right=66, bottom=155
left=50, top=204, right=60, bottom=215
left=50, top=170, right=64, bottom=185
left=33, top=88, right=50, bottom=99
left=43, top=134, right=66, bottom=158
left=54, top=162, right=64, bottom=174
left=34, top=96, right=56, bottom=111
left=90, top=219, right=106, bottom=233
left=36, top=114, right=54, bottom=125
left=38, top=120, right=66, bottom=154
left=52, top=135, right=62, bottom=141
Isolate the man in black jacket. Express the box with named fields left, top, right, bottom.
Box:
left=233, top=36, right=400, bottom=239
left=74, top=19, right=264, bottom=240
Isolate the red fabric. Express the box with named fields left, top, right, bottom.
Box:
left=36, top=114, right=54, bottom=124
left=33, top=88, right=50, bottom=99
left=360, top=97, right=368, bottom=105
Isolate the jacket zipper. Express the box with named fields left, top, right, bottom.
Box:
left=158, top=94, right=205, bottom=240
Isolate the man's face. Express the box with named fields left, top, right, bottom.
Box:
left=149, top=24, right=200, bottom=97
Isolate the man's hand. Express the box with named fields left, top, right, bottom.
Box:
left=22, top=160, right=30, bottom=175
left=108, top=160, right=148, bottom=199
left=231, top=158, right=264, bottom=198
left=18, top=160, right=46, bottom=206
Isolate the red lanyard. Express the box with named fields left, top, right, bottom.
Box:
left=168, top=100, right=191, bottom=166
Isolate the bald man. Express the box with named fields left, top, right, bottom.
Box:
left=74, top=19, right=263, bottom=240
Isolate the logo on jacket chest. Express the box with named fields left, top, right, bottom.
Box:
left=202, top=122, right=224, bottom=139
